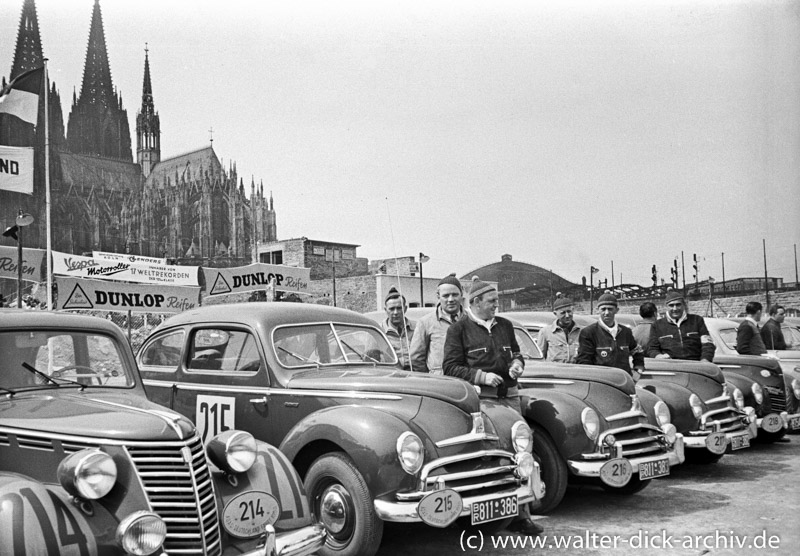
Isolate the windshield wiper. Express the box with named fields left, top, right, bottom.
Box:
left=340, top=340, right=380, bottom=365
left=22, top=363, right=86, bottom=391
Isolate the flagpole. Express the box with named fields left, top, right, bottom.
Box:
left=44, top=59, right=53, bottom=310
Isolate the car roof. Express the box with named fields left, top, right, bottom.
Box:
left=0, top=309, right=125, bottom=334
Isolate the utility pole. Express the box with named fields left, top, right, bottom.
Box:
left=611, top=260, right=615, bottom=288
left=721, top=252, right=726, bottom=296
left=794, top=244, right=798, bottom=285
left=692, top=254, right=699, bottom=292
left=681, top=251, right=686, bottom=296
left=763, top=239, right=769, bottom=309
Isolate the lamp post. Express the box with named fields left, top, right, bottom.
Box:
left=419, top=252, right=430, bottom=307
left=2, top=210, right=35, bottom=308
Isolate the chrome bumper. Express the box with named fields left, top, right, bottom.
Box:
left=756, top=411, right=798, bottom=432
left=782, top=411, right=800, bottom=430
left=567, top=435, right=685, bottom=478
left=683, top=427, right=753, bottom=450
left=230, top=523, right=327, bottom=556
left=373, top=460, right=544, bottom=523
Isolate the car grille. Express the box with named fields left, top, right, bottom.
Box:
left=596, top=424, right=666, bottom=458
left=765, top=386, right=786, bottom=413
left=700, top=393, right=748, bottom=433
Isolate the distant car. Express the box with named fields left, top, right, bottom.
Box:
left=137, top=303, right=544, bottom=556
left=0, top=309, right=325, bottom=556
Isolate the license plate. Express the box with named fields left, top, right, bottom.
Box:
left=418, top=489, right=463, bottom=528
left=638, top=458, right=670, bottom=480
left=790, top=416, right=800, bottom=430
left=730, top=432, right=750, bottom=451
left=471, top=494, right=518, bottom=525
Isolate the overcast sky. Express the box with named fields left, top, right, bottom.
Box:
left=2, top=0, right=798, bottom=286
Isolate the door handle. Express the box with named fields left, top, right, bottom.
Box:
left=249, top=397, right=268, bottom=404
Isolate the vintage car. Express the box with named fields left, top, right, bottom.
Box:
left=504, top=312, right=755, bottom=464
left=0, top=309, right=326, bottom=556
left=137, top=303, right=544, bottom=556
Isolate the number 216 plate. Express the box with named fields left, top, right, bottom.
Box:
left=471, top=494, right=518, bottom=525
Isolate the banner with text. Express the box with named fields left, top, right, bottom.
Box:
left=204, top=263, right=310, bottom=296
left=0, top=145, right=34, bottom=194
left=93, top=251, right=167, bottom=265
left=52, top=251, right=199, bottom=286
left=0, top=245, right=45, bottom=281
left=55, top=276, right=200, bottom=313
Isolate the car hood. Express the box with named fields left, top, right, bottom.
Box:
left=286, top=368, right=478, bottom=414
left=0, top=390, right=196, bottom=441
left=522, top=362, right=635, bottom=395
left=644, top=358, right=724, bottom=383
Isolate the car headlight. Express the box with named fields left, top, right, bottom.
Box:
left=654, top=401, right=671, bottom=427
left=206, top=430, right=257, bottom=474
left=688, top=393, right=703, bottom=419
left=57, top=449, right=117, bottom=500
left=732, top=388, right=745, bottom=410
left=661, top=423, right=678, bottom=444
left=396, top=431, right=424, bottom=474
left=751, top=382, right=764, bottom=405
left=511, top=421, right=533, bottom=453
left=116, top=511, right=167, bottom=555
left=514, top=452, right=535, bottom=479
left=792, top=379, right=800, bottom=400
left=581, top=407, right=600, bottom=441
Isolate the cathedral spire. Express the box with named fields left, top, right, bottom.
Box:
left=10, top=0, right=44, bottom=80
left=136, top=44, right=160, bottom=177
left=79, top=0, right=114, bottom=109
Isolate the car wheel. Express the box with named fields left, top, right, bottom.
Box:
left=530, top=424, right=568, bottom=514
left=305, top=452, right=383, bottom=556
left=600, top=476, right=651, bottom=495
left=685, top=449, right=725, bottom=465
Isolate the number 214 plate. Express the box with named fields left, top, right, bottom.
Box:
left=471, top=494, right=518, bottom=525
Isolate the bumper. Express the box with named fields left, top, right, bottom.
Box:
left=373, top=460, right=545, bottom=523
left=683, top=427, right=753, bottom=451
left=782, top=411, right=800, bottom=431
left=229, top=523, right=327, bottom=556
left=567, top=435, right=685, bottom=478
left=756, top=411, right=799, bottom=432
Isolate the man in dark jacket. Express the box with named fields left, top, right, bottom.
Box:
left=737, top=301, right=767, bottom=355
left=576, top=292, right=644, bottom=380
left=761, top=304, right=787, bottom=350
left=647, top=290, right=715, bottom=362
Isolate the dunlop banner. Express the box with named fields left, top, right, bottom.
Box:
left=0, top=245, right=45, bottom=281
left=51, top=250, right=199, bottom=286
left=204, top=263, right=310, bottom=296
left=55, top=276, right=200, bottom=313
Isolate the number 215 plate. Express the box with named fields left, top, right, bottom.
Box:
left=471, top=494, right=518, bottom=525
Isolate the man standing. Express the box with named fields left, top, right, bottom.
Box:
left=408, top=273, right=464, bottom=374
left=647, top=290, right=716, bottom=362
left=761, top=304, right=787, bottom=351
left=576, top=292, right=644, bottom=380
left=737, top=301, right=767, bottom=355
left=380, top=287, right=416, bottom=370
left=632, top=301, right=658, bottom=352
left=537, top=297, right=581, bottom=363
left=442, top=276, right=543, bottom=535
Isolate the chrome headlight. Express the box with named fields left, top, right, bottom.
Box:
left=792, top=379, right=800, bottom=400
left=57, top=449, right=117, bottom=500
left=661, top=423, right=678, bottom=444
left=751, top=382, right=764, bottom=405
left=511, top=421, right=533, bottom=453
left=688, top=393, right=703, bottom=419
left=396, top=431, right=424, bottom=474
left=654, top=401, right=671, bottom=427
left=206, top=430, right=257, bottom=474
left=116, top=511, right=167, bottom=555
left=581, top=407, right=600, bottom=441
left=732, top=388, right=745, bottom=410
left=514, top=452, right=535, bottom=479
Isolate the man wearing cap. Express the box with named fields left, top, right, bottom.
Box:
left=442, top=276, right=543, bottom=536
left=576, top=292, right=645, bottom=380
left=647, top=290, right=715, bottom=362
left=380, top=286, right=416, bottom=370
left=537, top=297, right=582, bottom=363
left=408, top=273, right=464, bottom=374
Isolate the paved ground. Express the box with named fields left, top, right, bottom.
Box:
left=378, top=435, right=798, bottom=555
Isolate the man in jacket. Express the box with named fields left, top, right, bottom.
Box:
left=632, top=301, right=658, bottom=352
left=380, top=287, right=416, bottom=369
left=576, top=292, right=644, bottom=380
left=761, top=304, right=787, bottom=350
left=647, top=290, right=715, bottom=362
left=737, top=301, right=767, bottom=355
left=408, top=273, right=464, bottom=374
left=538, top=296, right=581, bottom=363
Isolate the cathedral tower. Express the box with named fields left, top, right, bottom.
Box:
left=136, top=46, right=160, bottom=177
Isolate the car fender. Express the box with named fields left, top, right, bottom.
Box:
left=636, top=387, right=668, bottom=424
left=724, top=374, right=770, bottom=415
left=636, top=380, right=698, bottom=433
left=279, top=405, right=416, bottom=497
left=520, top=389, right=594, bottom=459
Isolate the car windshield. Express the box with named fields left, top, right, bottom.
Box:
left=0, top=330, right=135, bottom=390
left=781, top=325, right=800, bottom=349
left=514, top=327, right=543, bottom=360
left=717, top=327, right=738, bottom=350
left=272, top=323, right=397, bottom=368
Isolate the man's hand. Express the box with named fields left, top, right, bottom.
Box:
left=483, top=372, right=503, bottom=387
left=655, top=353, right=671, bottom=359
left=509, top=360, right=524, bottom=379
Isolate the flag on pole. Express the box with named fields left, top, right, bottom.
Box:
left=0, top=66, right=44, bottom=125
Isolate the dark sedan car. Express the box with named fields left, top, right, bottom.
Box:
left=137, top=303, right=544, bottom=556
left=0, top=309, right=325, bottom=556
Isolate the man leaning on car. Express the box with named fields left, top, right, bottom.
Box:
left=647, top=290, right=715, bottom=362
left=408, top=273, right=464, bottom=374
left=537, top=296, right=582, bottom=363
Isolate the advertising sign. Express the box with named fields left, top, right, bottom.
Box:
left=204, top=263, right=310, bottom=296
left=0, top=245, right=45, bottom=281
left=52, top=251, right=199, bottom=286
left=55, top=276, right=200, bottom=313
left=93, top=251, right=167, bottom=265
left=0, top=145, right=34, bottom=194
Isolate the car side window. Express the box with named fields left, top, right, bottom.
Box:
left=140, top=330, right=185, bottom=371
left=188, top=328, right=262, bottom=374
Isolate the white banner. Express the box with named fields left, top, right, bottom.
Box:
left=204, top=263, right=310, bottom=296
left=51, top=251, right=199, bottom=286
left=0, top=245, right=45, bottom=281
left=55, top=276, right=200, bottom=313
left=93, top=251, right=167, bottom=265
left=0, top=145, right=34, bottom=194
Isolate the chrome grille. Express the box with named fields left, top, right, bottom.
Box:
left=600, top=424, right=665, bottom=458
left=765, top=386, right=786, bottom=412
left=127, top=437, right=221, bottom=556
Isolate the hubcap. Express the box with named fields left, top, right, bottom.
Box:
left=320, top=484, right=351, bottom=537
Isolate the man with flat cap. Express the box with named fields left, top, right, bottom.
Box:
left=647, top=290, right=715, bottom=362
left=380, top=286, right=416, bottom=370
left=538, top=296, right=582, bottom=363
left=409, top=273, right=464, bottom=374
left=576, top=292, right=645, bottom=381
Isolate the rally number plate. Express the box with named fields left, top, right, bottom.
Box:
left=599, top=458, right=633, bottom=487
left=471, top=494, right=518, bottom=525
left=704, top=432, right=727, bottom=455
left=761, top=413, right=783, bottom=433
left=729, top=431, right=750, bottom=450
left=638, top=458, right=670, bottom=480
left=418, top=489, right=463, bottom=528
